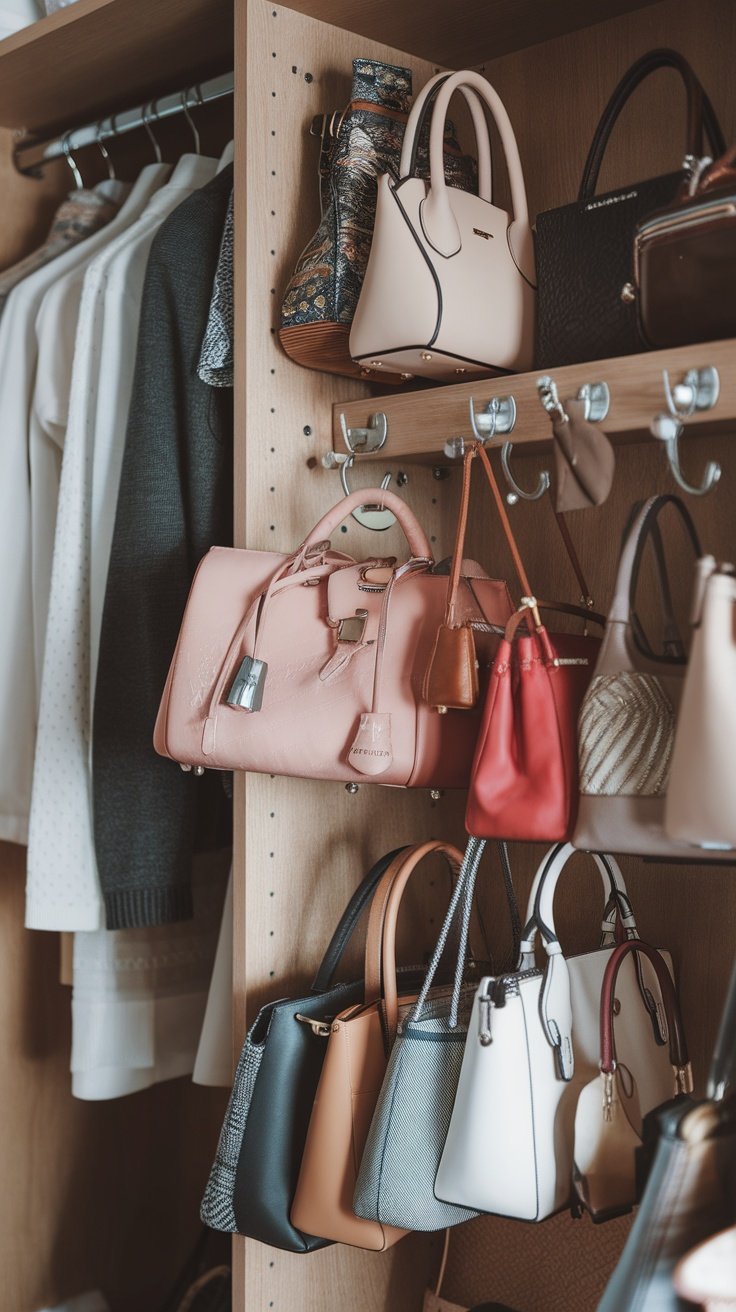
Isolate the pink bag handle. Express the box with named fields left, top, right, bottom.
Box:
left=302, top=488, right=433, bottom=562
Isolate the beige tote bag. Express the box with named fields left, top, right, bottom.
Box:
left=665, top=557, right=736, bottom=852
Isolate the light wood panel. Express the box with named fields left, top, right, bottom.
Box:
left=334, top=338, right=736, bottom=463
left=0, top=0, right=232, bottom=134
left=0, top=842, right=230, bottom=1312
left=281, top=0, right=661, bottom=68
left=234, top=5, right=482, bottom=1309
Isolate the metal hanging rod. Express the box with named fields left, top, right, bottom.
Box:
left=13, top=70, right=234, bottom=178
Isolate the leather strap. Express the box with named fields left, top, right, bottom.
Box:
left=362, top=847, right=428, bottom=1009
left=365, top=841, right=465, bottom=1046
left=444, top=444, right=477, bottom=628
left=375, top=839, right=461, bottom=1044
left=302, top=488, right=433, bottom=562
left=311, top=847, right=408, bottom=992
left=399, top=71, right=493, bottom=200
left=529, top=845, right=636, bottom=954
left=600, top=939, right=690, bottom=1073
left=422, top=71, right=529, bottom=256
left=623, top=496, right=701, bottom=662
left=552, top=507, right=595, bottom=605
left=579, top=48, right=726, bottom=201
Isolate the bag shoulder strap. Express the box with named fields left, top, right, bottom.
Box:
left=608, top=494, right=701, bottom=631
left=311, top=847, right=407, bottom=991
left=579, top=48, right=726, bottom=201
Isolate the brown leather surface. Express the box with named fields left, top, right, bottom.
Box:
left=424, top=623, right=479, bottom=710
left=278, top=322, right=409, bottom=384
left=552, top=399, right=616, bottom=514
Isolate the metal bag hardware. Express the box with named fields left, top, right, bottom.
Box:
left=226, top=656, right=268, bottom=712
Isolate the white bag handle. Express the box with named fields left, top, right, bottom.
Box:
left=398, top=70, right=492, bottom=201
left=519, top=843, right=637, bottom=969
left=422, top=70, right=532, bottom=261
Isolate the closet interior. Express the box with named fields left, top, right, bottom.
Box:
left=1, top=0, right=734, bottom=1309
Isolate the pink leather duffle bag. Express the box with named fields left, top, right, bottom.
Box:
left=154, top=488, right=513, bottom=788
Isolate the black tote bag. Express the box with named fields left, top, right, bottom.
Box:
left=534, top=48, right=725, bottom=368
left=200, top=847, right=407, bottom=1252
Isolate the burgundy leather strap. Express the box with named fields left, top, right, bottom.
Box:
left=553, top=508, right=594, bottom=606
left=600, top=940, right=690, bottom=1073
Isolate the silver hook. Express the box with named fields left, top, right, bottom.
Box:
left=650, top=368, right=721, bottom=496
left=180, top=90, right=201, bottom=155
left=62, top=132, right=84, bottom=190
left=95, top=121, right=115, bottom=180
left=141, top=103, right=162, bottom=163
left=339, top=455, right=396, bottom=530
left=499, top=444, right=550, bottom=504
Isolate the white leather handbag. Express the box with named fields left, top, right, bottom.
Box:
left=349, top=68, right=536, bottom=382
left=665, top=557, right=736, bottom=852
left=434, top=843, right=676, bottom=1223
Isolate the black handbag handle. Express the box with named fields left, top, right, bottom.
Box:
left=311, top=848, right=408, bottom=992
left=627, top=494, right=701, bottom=665
left=579, top=48, right=726, bottom=201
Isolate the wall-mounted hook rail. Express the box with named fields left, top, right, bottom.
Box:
left=330, top=340, right=734, bottom=468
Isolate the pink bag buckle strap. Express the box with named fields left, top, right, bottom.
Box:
left=600, top=940, right=693, bottom=1093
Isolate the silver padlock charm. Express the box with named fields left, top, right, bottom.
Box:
left=226, top=655, right=268, bottom=712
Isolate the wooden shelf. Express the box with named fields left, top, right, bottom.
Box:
left=280, top=0, right=662, bottom=68
left=0, top=0, right=233, bottom=135
left=332, top=339, right=736, bottom=465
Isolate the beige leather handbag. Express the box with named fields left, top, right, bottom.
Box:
left=349, top=68, right=536, bottom=381
left=665, top=557, right=736, bottom=852
left=290, top=840, right=464, bottom=1251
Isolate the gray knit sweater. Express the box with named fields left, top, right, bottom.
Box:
left=93, top=165, right=233, bottom=930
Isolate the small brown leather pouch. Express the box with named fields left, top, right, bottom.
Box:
left=424, top=623, right=479, bottom=712
left=631, top=145, right=736, bottom=349
left=552, top=398, right=616, bottom=512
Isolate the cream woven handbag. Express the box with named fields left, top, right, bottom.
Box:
left=349, top=69, right=536, bottom=381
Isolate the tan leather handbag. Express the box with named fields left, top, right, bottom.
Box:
left=154, top=487, right=512, bottom=787
left=349, top=68, right=536, bottom=382
left=665, top=557, right=736, bottom=852
left=289, top=840, right=464, bottom=1250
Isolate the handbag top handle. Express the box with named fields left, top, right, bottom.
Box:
left=399, top=69, right=532, bottom=268
left=364, top=840, right=464, bottom=1047
left=579, top=47, right=726, bottom=202
left=518, top=843, right=637, bottom=969
left=609, top=494, right=701, bottom=663
left=400, top=70, right=493, bottom=201
left=301, top=486, right=433, bottom=563
left=600, top=940, right=692, bottom=1089
left=310, top=846, right=408, bottom=993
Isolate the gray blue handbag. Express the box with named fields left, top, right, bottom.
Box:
left=353, top=838, right=510, bottom=1232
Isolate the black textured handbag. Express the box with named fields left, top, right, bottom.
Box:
left=534, top=48, right=725, bottom=368
left=200, top=848, right=408, bottom=1252
left=598, top=957, right=736, bottom=1311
